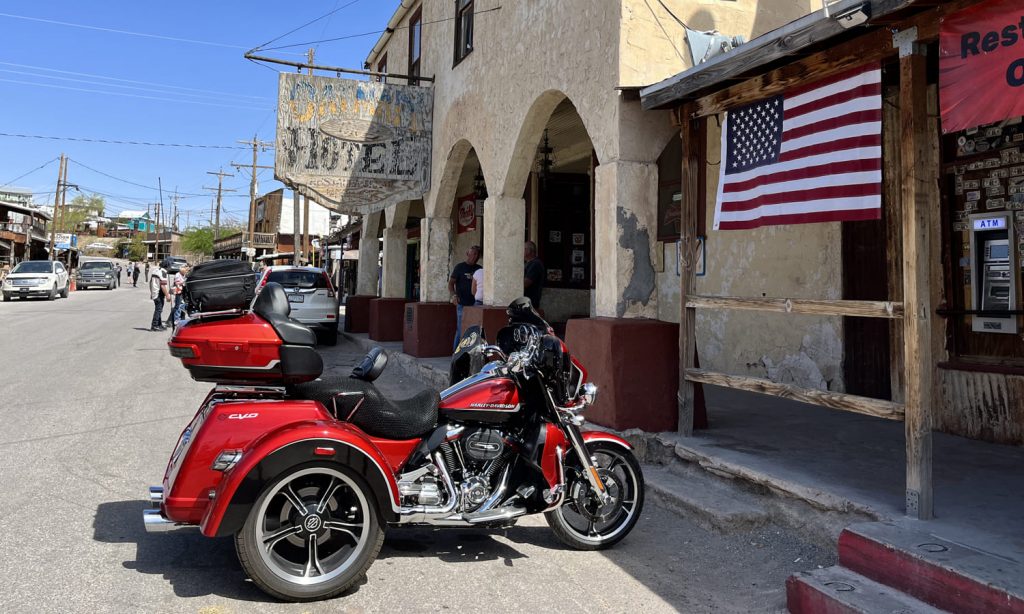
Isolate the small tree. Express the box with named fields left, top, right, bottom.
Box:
left=128, top=234, right=146, bottom=261
left=182, top=227, right=215, bottom=257
left=61, top=193, right=106, bottom=232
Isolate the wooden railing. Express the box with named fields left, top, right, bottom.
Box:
left=214, top=232, right=277, bottom=252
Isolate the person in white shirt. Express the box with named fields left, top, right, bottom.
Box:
left=149, top=261, right=171, bottom=331
left=168, top=264, right=189, bottom=326
left=471, top=267, right=484, bottom=306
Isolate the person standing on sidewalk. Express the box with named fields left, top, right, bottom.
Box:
left=523, top=241, right=545, bottom=309
left=448, top=245, right=481, bottom=349
left=149, top=260, right=171, bottom=332
left=167, top=264, right=189, bottom=326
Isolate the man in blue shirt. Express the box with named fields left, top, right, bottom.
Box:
left=449, top=245, right=481, bottom=349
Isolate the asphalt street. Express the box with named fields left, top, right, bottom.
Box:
left=0, top=274, right=833, bottom=613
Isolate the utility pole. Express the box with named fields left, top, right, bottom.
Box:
left=156, top=177, right=164, bottom=262
left=204, top=169, right=235, bottom=241
left=293, top=188, right=301, bottom=266
left=48, top=154, right=65, bottom=261
left=303, top=49, right=314, bottom=266
left=232, top=136, right=273, bottom=262
left=171, top=190, right=180, bottom=231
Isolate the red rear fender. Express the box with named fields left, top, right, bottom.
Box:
left=200, top=422, right=406, bottom=537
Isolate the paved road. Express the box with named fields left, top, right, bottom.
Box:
left=0, top=282, right=832, bottom=613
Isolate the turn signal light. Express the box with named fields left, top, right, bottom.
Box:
left=169, top=345, right=197, bottom=359
left=211, top=450, right=243, bottom=472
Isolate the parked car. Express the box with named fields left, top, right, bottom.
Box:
left=257, top=266, right=339, bottom=345
left=165, top=256, right=188, bottom=274
left=2, top=260, right=70, bottom=301
left=76, top=260, right=118, bottom=290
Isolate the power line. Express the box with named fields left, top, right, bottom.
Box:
left=258, top=6, right=503, bottom=52
left=2, top=157, right=59, bottom=187
left=0, top=11, right=254, bottom=51
left=0, top=132, right=250, bottom=150
left=0, top=61, right=271, bottom=103
left=251, top=0, right=363, bottom=52
left=70, top=159, right=213, bottom=198
left=0, top=77, right=272, bottom=111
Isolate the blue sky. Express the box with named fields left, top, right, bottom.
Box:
left=0, top=1, right=396, bottom=226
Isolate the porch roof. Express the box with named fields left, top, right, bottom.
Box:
left=640, top=0, right=936, bottom=110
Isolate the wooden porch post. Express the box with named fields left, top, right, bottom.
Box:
left=897, top=28, right=935, bottom=520
left=677, top=103, right=702, bottom=435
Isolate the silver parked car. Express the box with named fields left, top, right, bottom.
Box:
left=2, top=260, right=70, bottom=301
left=257, top=266, right=339, bottom=345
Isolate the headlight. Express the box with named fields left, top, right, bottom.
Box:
left=581, top=383, right=598, bottom=406
left=37, top=278, right=51, bottom=286
left=104, top=273, right=112, bottom=278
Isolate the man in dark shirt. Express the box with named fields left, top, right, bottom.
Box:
left=449, top=245, right=481, bottom=349
left=523, top=241, right=545, bottom=308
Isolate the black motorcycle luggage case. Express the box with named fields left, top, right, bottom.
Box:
left=184, top=259, right=256, bottom=312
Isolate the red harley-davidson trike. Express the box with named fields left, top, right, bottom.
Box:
left=145, top=283, right=644, bottom=601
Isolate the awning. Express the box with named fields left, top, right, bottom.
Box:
left=0, top=200, right=53, bottom=221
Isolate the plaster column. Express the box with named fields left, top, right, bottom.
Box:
left=482, top=195, right=526, bottom=305
left=419, top=216, right=453, bottom=302
left=356, top=211, right=382, bottom=296
left=594, top=159, right=659, bottom=319
left=381, top=227, right=407, bottom=298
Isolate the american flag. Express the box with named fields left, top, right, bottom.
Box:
left=713, top=63, right=883, bottom=230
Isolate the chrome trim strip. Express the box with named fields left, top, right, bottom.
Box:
left=192, top=359, right=281, bottom=371
left=440, top=370, right=499, bottom=398
left=143, top=508, right=198, bottom=533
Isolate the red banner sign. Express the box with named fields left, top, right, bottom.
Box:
left=456, top=193, right=477, bottom=234
left=940, top=0, right=1024, bottom=133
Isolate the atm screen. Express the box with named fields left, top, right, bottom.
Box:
left=989, top=244, right=1009, bottom=260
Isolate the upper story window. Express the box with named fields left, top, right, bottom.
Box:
left=408, top=7, right=422, bottom=85
left=376, top=53, right=387, bottom=83
left=454, top=0, right=474, bottom=65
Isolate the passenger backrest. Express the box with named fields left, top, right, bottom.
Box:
left=253, top=282, right=291, bottom=319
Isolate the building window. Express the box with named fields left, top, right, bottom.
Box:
left=376, top=53, right=387, bottom=83
left=408, top=7, right=422, bottom=85
left=454, top=0, right=474, bottom=65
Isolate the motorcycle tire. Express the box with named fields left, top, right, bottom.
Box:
left=545, top=441, right=645, bottom=551
left=235, top=462, right=385, bottom=602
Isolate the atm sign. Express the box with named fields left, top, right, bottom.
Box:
left=973, top=218, right=1007, bottom=230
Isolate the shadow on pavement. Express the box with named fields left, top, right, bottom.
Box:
left=93, top=500, right=264, bottom=602
left=381, top=525, right=534, bottom=567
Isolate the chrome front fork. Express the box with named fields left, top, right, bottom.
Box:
left=561, top=422, right=611, bottom=505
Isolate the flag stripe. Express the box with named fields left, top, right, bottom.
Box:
left=784, top=94, right=881, bottom=130
left=778, top=135, right=881, bottom=163
left=717, top=195, right=882, bottom=222
left=720, top=182, right=881, bottom=212
left=783, top=109, right=883, bottom=141
left=717, top=207, right=881, bottom=230
left=781, top=122, right=881, bottom=154
left=784, top=69, right=882, bottom=110
left=722, top=158, right=881, bottom=194
left=785, top=82, right=883, bottom=120
left=722, top=171, right=882, bottom=204
left=722, top=147, right=881, bottom=184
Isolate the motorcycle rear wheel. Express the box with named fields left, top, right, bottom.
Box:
left=235, top=463, right=384, bottom=602
left=545, top=442, right=644, bottom=550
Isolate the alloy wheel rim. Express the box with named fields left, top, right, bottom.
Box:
left=255, top=467, right=370, bottom=586
left=556, top=450, right=638, bottom=543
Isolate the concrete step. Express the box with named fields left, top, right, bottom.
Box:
left=839, top=522, right=1024, bottom=614
left=787, top=566, right=950, bottom=614
left=643, top=462, right=770, bottom=532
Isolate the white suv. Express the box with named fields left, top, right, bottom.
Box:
left=257, top=266, right=339, bottom=345
left=2, top=260, right=70, bottom=301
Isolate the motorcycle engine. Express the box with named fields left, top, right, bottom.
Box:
left=446, top=428, right=513, bottom=511
left=464, top=429, right=505, bottom=462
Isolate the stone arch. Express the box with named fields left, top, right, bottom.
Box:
left=431, top=138, right=488, bottom=220
left=500, top=89, right=600, bottom=199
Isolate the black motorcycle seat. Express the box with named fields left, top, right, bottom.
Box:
left=289, top=376, right=439, bottom=440
left=253, top=282, right=316, bottom=346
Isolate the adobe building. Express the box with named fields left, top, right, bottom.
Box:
left=353, top=0, right=817, bottom=427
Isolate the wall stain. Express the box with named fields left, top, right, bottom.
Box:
left=616, top=207, right=655, bottom=317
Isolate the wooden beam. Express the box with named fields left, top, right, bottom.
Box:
left=686, top=295, right=904, bottom=319
left=677, top=102, right=702, bottom=436
left=692, top=26, right=896, bottom=118
left=882, top=86, right=905, bottom=404
left=685, top=368, right=905, bottom=421
left=898, top=31, right=935, bottom=521
left=641, top=0, right=917, bottom=110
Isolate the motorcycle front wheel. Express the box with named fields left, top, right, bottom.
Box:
left=235, top=463, right=385, bottom=602
left=545, top=441, right=644, bottom=550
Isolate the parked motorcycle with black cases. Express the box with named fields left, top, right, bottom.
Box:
left=147, top=282, right=644, bottom=602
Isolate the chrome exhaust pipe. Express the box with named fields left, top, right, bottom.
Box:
left=398, top=452, right=461, bottom=524
left=149, top=486, right=164, bottom=507
left=142, top=508, right=197, bottom=533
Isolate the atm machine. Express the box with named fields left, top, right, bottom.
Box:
left=968, top=213, right=1018, bottom=334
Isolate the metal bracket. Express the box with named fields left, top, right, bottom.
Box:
left=905, top=489, right=920, bottom=516
left=893, top=27, right=925, bottom=58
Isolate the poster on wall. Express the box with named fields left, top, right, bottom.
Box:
left=456, top=193, right=477, bottom=234
left=939, top=0, right=1024, bottom=133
